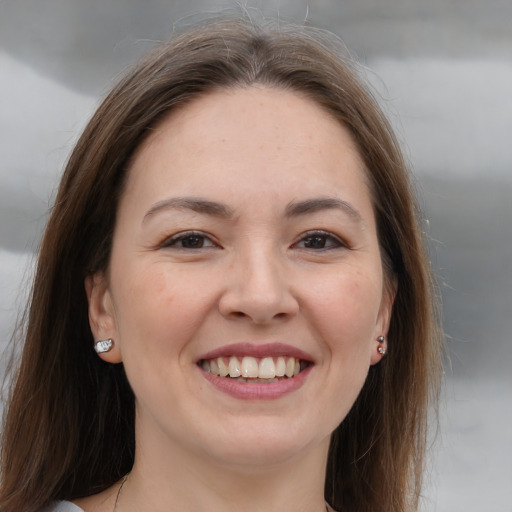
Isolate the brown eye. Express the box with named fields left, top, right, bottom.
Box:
left=179, top=235, right=205, bottom=248
left=161, top=231, right=216, bottom=249
left=303, top=235, right=328, bottom=249
left=295, top=231, right=344, bottom=251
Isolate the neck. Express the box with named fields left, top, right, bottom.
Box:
left=118, top=418, right=330, bottom=512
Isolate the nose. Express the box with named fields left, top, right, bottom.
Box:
left=218, top=245, right=299, bottom=324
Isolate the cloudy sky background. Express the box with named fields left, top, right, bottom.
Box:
left=1, top=1, right=511, bottom=510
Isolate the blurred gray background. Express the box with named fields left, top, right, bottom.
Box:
left=1, top=1, right=511, bottom=510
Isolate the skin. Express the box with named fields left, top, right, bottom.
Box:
left=82, top=86, right=393, bottom=512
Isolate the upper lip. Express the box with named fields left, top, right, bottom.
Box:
left=197, top=342, right=314, bottom=362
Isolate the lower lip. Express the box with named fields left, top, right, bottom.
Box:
left=200, top=366, right=312, bottom=400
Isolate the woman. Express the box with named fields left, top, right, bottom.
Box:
left=0, top=16, right=442, bottom=512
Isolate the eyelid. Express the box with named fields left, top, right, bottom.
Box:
left=158, top=230, right=219, bottom=249
left=292, top=229, right=348, bottom=250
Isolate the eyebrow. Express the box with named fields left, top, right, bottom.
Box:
left=285, top=197, right=363, bottom=223
left=143, top=196, right=363, bottom=224
left=143, top=197, right=234, bottom=222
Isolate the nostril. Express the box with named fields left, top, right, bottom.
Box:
left=218, top=286, right=299, bottom=323
left=231, top=310, right=289, bottom=320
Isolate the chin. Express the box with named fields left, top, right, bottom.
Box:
left=197, top=416, right=331, bottom=470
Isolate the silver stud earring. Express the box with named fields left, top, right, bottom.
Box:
left=94, top=338, right=113, bottom=354
left=377, top=336, right=386, bottom=356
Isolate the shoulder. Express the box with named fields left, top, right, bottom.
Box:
left=40, top=501, right=85, bottom=512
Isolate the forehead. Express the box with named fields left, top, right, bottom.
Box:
left=123, top=86, right=372, bottom=216
left=136, top=86, right=364, bottom=157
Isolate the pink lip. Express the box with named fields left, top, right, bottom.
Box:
left=197, top=342, right=314, bottom=400
left=199, top=365, right=312, bottom=400
left=198, top=342, right=314, bottom=362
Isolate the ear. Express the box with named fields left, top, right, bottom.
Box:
left=370, top=281, right=396, bottom=366
left=85, top=273, right=123, bottom=363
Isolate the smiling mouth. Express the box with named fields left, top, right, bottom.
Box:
left=199, top=356, right=311, bottom=382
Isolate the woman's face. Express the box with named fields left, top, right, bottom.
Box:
left=87, top=86, right=393, bottom=470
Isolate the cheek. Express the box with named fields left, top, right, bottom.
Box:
left=109, top=265, right=217, bottom=409
left=305, top=268, right=382, bottom=353
left=111, top=263, right=214, bottom=351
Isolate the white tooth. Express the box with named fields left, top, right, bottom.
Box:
left=228, top=356, right=241, bottom=377
left=202, top=360, right=211, bottom=372
left=285, top=357, right=295, bottom=377
left=210, top=359, right=219, bottom=376
left=294, top=359, right=300, bottom=376
left=217, top=357, right=229, bottom=377
left=241, top=356, right=259, bottom=378
left=275, top=356, right=286, bottom=377
left=259, top=357, right=276, bottom=379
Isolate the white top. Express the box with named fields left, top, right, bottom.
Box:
left=41, top=502, right=84, bottom=512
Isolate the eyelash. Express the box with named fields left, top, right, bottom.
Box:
left=292, top=230, right=346, bottom=251
left=159, top=230, right=346, bottom=251
left=159, top=231, right=217, bottom=250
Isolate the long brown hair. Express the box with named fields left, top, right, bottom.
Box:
left=0, top=16, right=442, bottom=512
